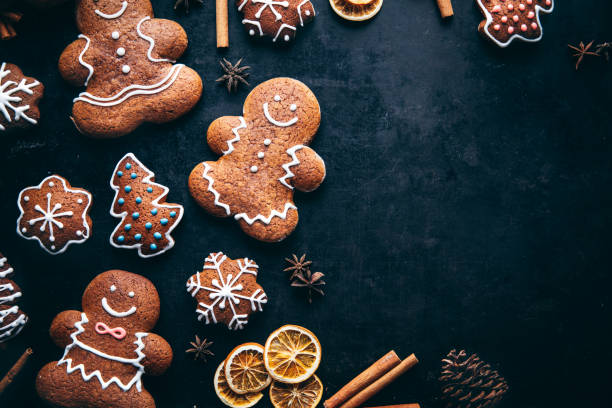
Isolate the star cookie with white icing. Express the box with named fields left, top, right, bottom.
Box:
left=237, top=0, right=315, bottom=43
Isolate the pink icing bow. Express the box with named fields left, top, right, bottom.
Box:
left=95, top=322, right=127, bottom=340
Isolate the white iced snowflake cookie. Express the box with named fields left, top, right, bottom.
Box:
left=0, top=62, right=43, bottom=132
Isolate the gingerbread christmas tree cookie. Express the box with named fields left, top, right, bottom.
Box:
left=0, top=254, right=28, bottom=343
left=0, top=62, right=43, bottom=132
left=237, top=0, right=315, bottom=43
left=186, top=252, right=268, bottom=330
left=110, top=153, right=184, bottom=258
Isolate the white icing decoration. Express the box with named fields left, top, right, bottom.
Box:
left=249, top=29, right=255, bottom=36
left=201, top=162, right=231, bottom=216
left=74, top=64, right=184, bottom=107
left=238, top=0, right=248, bottom=10
left=274, top=95, right=281, bottom=101
left=284, top=35, right=290, bottom=41
left=128, top=291, right=135, bottom=298
left=57, top=313, right=147, bottom=392
left=297, top=0, right=315, bottom=26
left=110, top=285, right=117, bottom=292
left=0, top=62, right=40, bottom=131
left=26, top=192, right=73, bottom=244
left=48, top=181, right=54, bottom=187
left=23, top=196, right=29, bottom=201
left=0, top=283, right=22, bottom=305
left=101, top=297, right=137, bottom=317
left=94, top=1, right=128, bottom=19
left=290, top=104, right=297, bottom=111
left=109, top=153, right=184, bottom=258
left=117, top=47, right=126, bottom=57
left=186, top=253, right=267, bottom=330
left=250, top=166, right=258, bottom=173
left=112, top=31, right=120, bottom=40
left=222, top=116, right=246, bottom=155
left=278, top=145, right=305, bottom=189
left=77, top=35, right=94, bottom=86
left=264, top=138, right=271, bottom=146
left=78, top=198, right=83, bottom=204
left=272, top=23, right=296, bottom=42
left=122, top=65, right=131, bottom=74
left=263, top=102, right=298, bottom=127
left=0, top=258, right=13, bottom=279
left=258, top=152, right=264, bottom=159
left=0, top=306, right=27, bottom=342
left=252, top=0, right=289, bottom=21
left=234, top=202, right=297, bottom=225
left=136, top=17, right=176, bottom=64
left=242, top=20, right=264, bottom=36
left=476, top=0, right=554, bottom=48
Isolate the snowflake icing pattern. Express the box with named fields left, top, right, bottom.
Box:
left=0, top=62, right=40, bottom=131
left=187, top=252, right=268, bottom=330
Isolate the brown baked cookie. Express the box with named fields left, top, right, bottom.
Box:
left=36, top=270, right=172, bottom=408
left=17, top=175, right=93, bottom=255
left=0, top=253, right=28, bottom=343
left=237, top=0, right=315, bottom=43
left=186, top=252, right=268, bottom=330
left=476, top=0, right=554, bottom=47
left=109, top=153, right=184, bottom=258
left=58, top=0, right=203, bottom=138
left=0, top=62, right=43, bottom=132
left=188, top=78, right=326, bottom=242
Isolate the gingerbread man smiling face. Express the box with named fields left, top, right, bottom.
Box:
left=36, top=270, right=172, bottom=408
left=189, top=77, right=326, bottom=242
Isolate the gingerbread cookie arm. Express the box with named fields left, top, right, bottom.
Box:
left=59, top=37, right=94, bottom=87
left=137, top=17, right=188, bottom=62
left=141, top=333, right=173, bottom=375
left=207, top=116, right=248, bottom=156
left=49, top=310, right=82, bottom=348
left=280, top=145, right=326, bottom=192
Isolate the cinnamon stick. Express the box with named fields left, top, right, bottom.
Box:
left=436, top=0, right=454, bottom=18
left=216, top=0, right=229, bottom=48
left=339, top=354, right=419, bottom=408
left=324, top=351, right=401, bottom=408
left=0, top=348, right=33, bottom=394
left=365, top=405, right=420, bottom=408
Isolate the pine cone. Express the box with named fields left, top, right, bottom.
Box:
left=439, top=349, right=509, bottom=408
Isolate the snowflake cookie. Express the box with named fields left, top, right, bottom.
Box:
left=237, top=0, right=315, bottom=43
left=17, top=175, right=93, bottom=255
left=110, top=153, right=184, bottom=258
left=0, top=62, right=43, bottom=132
left=476, top=0, right=554, bottom=47
left=0, top=253, right=28, bottom=343
left=186, top=252, right=268, bottom=330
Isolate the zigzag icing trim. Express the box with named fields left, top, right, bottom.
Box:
left=0, top=257, right=13, bottom=278
left=234, top=202, right=296, bottom=225
left=201, top=163, right=231, bottom=215
left=137, top=17, right=176, bottom=64
left=223, top=117, right=247, bottom=155
left=77, top=35, right=94, bottom=86
left=57, top=313, right=148, bottom=392
left=0, top=306, right=27, bottom=340
left=278, top=145, right=305, bottom=190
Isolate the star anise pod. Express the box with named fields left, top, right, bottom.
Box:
left=568, top=41, right=600, bottom=71
left=216, top=58, right=250, bottom=93
left=595, top=42, right=611, bottom=61
left=284, top=254, right=313, bottom=280
left=185, top=335, right=214, bottom=362
left=292, top=269, right=325, bottom=303
left=174, top=0, right=203, bottom=14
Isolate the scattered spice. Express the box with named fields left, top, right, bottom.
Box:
left=439, top=349, right=508, bottom=408
left=185, top=335, right=214, bottom=362
left=285, top=254, right=325, bottom=303
left=216, top=58, right=250, bottom=93
left=284, top=254, right=313, bottom=280
left=568, top=41, right=599, bottom=71
left=174, top=0, right=203, bottom=14
left=595, top=42, right=612, bottom=61
left=0, top=11, right=23, bottom=41
left=0, top=348, right=33, bottom=395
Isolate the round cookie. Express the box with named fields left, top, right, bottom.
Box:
left=188, top=77, right=326, bottom=242
left=0, top=62, right=43, bottom=132
left=36, top=270, right=172, bottom=408
left=0, top=254, right=28, bottom=343
left=58, top=0, right=203, bottom=138
left=17, top=175, right=93, bottom=255
left=237, top=0, right=315, bottom=43
left=186, top=252, right=268, bottom=330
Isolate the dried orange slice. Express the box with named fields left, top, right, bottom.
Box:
left=225, top=343, right=272, bottom=394
left=329, top=0, right=383, bottom=21
left=270, top=375, right=324, bottom=408
left=214, top=361, right=263, bottom=408
left=264, top=325, right=322, bottom=384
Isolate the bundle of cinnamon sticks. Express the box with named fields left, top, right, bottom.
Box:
left=324, top=351, right=419, bottom=408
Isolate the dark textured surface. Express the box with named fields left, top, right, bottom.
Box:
left=1, top=1, right=611, bottom=407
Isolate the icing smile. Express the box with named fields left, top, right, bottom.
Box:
left=95, top=1, right=128, bottom=19
left=101, top=297, right=137, bottom=317
left=263, top=97, right=298, bottom=127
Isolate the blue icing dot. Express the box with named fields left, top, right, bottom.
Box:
left=160, top=218, right=168, bottom=226
left=154, top=232, right=162, bottom=240
left=132, top=212, right=139, bottom=220
left=131, top=173, right=137, bottom=179
left=118, top=198, right=125, bottom=205
left=117, top=235, right=125, bottom=243
left=145, top=222, right=152, bottom=230
left=124, top=224, right=132, bottom=231
left=125, top=163, right=132, bottom=170
left=124, top=186, right=132, bottom=193
left=150, top=244, right=157, bottom=251
left=135, top=197, right=142, bottom=204
left=117, top=171, right=123, bottom=177
left=147, top=187, right=153, bottom=193
left=134, top=234, right=142, bottom=241
left=151, top=208, right=158, bottom=216
left=170, top=211, right=177, bottom=218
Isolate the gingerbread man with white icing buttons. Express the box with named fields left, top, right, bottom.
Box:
left=189, top=77, right=326, bottom=242
left=59, top=0, right=203, bottom=138
left=36, top=270, right=172, bottom=408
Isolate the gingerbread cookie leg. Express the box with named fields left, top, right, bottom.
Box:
left=236, top=206, right=299, bottom=242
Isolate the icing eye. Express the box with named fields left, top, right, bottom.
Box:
left=110, top=285, right=116, bottom=292
left=128, top=291, right=135, bottom=298
left=290, top=104, right=297, bottom=111
left=274, top=95, right=281, bottom=102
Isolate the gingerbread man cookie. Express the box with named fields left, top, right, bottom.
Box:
left=189, top=78, right=326, bottom=242
left=0, top=62, right=43, bottom=132
left=186, top=252, right=268, bottom=330
left=17, top=175, right=93, bottom=255
left=59, top=0, right=203, bottom=138
left=0, top=253, right=28, bottom=343
left=237, top=0, right=315, bottom=43
left=476, top=0, right=554, bottom=47
left=36, top=270, right=173, bottom=408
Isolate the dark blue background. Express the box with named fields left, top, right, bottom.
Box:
left=1, top=1, right=611, bottom=407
